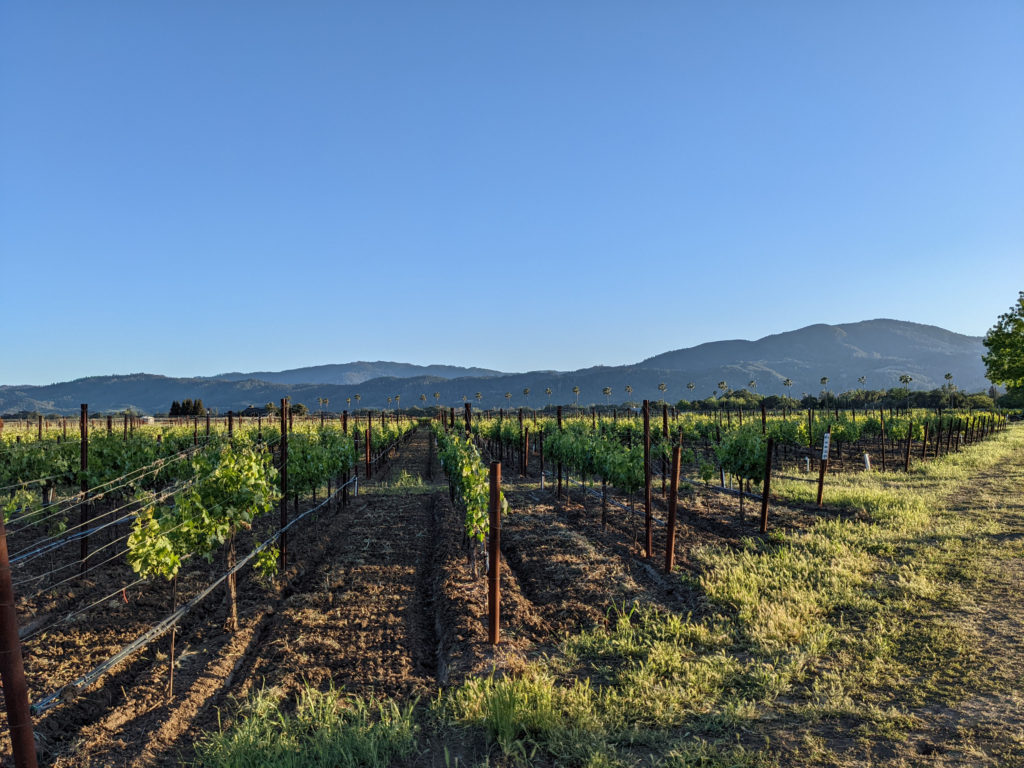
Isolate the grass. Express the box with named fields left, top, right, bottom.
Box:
left=192, top=682, right=418, bottom=768
left=194, top=425, right=1024, bottom=766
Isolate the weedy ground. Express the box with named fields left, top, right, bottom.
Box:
left=193, top=423, right=1024, bottom=767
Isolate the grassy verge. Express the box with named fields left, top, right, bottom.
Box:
left=192, top=682, right=418, bottom=768
left=194, top=425, right=1024, bottom=766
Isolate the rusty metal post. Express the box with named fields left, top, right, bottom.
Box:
left=487, top=461, right=501, bottom=645
left=79, top=404, right=89, bottom=571
left=759, top=437, right=775, bottom=533
left=643, top=400, right=652, bottom=558
left=0, top=515, right=39, bottom=768
left=664, top=444, right=681, bottom=574
left=279, top=398, right=289, bottom=570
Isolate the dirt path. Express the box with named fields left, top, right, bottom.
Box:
left=895, top=460, right=1024, bottom=765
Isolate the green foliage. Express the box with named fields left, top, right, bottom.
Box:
left=127, top=441, right=280, bottom=581
left=434, top=426, right=506, bottom=545
left=715, top=426, right=767, bottom=483
left=983, top=291, right=1024, bottom=388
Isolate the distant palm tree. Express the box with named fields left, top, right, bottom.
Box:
left=625, top=384, right=633, bottom=399
left=748, top=379, right=756, bottom=393
left=687, top=382, right=695, bottom=397
left=346, top=397, right=351, bottom=408
left=572, top=386, right=580, bottom=406
left=858, top=376, right=866, bottom=388
left=545, top=387, right=552, bottom=404
left=717, top=381, right=728, bottom=400
left=354, top=393, right=361, bottom=407
left=394, top=394, right=400, bottom=409
left=505, top=392, right=512, bottom=409
left=433, top=392, right=441, bottom=404
left=783, top=378, right=793, bottom=400
left=420, top=393, right=427, bottom=407
left=899, top=374, right=913, bottom=411
left=820, top=377, right=829, bottom=410
left=475, top=392, right=482, bottom=406
left=387, top=396, right=392, bottom=408
left=602, top=386, right=612, bottom=405
left=523, top=387, right=530, bottom=407
left=658, top=382, right=667, bottom=401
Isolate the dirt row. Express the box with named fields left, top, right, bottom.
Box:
left=2, top=426, right=821, bottom=767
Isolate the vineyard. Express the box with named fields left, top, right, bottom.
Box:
left=0, top=402, right=1020, bottom=766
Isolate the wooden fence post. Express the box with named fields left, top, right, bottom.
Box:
left=488, top=462, right=502, bottom=645
left=279, top=398, right=289, bottom=570
left=760, top=437, right=774, bottom=533
left=643, top=400, right=652, bottom=559
left=0, top=515, right=38, bottom=768
left=664, top=444, right=681, bottom=574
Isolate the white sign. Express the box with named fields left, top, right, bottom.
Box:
left=821, top=433, right=831, bottom=460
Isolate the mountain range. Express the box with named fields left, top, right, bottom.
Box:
left=0, top=319, right=988, bottom=415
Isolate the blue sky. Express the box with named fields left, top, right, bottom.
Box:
left=2, top=2, right=1022, bottom=385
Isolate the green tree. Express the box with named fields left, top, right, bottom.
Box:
left=983, top=292, right=1024, bottom=395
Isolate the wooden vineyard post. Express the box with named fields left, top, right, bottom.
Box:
left=664, top=444, right=681, bottom=574
left=487, top=462, right=502, bottom=645
left=123, top=413, right=128, bottom=441
left=879, top=410, right=887, bottom=471
left=539, top=432, right=545, bottom=490
left=556, top=406, right=563, bottom=499
left=107, top=415, right=112, bottom=434
left=365, top=426, right=372, bottom=480
left=464, top=402, right=472, bottom=436
left=37, top=415, right=41, bottom=441
left=643, top=400, right=653, bottom=559
left=0, top=514, right=39, bottom=768
left=921, top=422, right=929, bottom=460
left=79, top=403, right=89, bottom=572
left=816, top=428, right=831, bottom=508
left=761, top=402, right=767, bottom=434
left=759, top=437, right=775, bottom=533
left=522, top=427, right=529, bottom=476
left=662, top=404, right=669, bottom=497
left=206, top=410, right=211, bottom=439
left=227, top=410, right=234, bottom=441
left=279, top=398, right=289, bottom=570
left=342, top=410, right=348, bottom=434
left=904, top=422, right=913, bottom=472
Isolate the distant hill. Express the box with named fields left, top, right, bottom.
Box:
left=0, top=319, right=989, bottom=415
left=211, top=361, right=506, bottom=386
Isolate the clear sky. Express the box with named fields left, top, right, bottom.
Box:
left=2, top=2, right=1022, bottom=385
